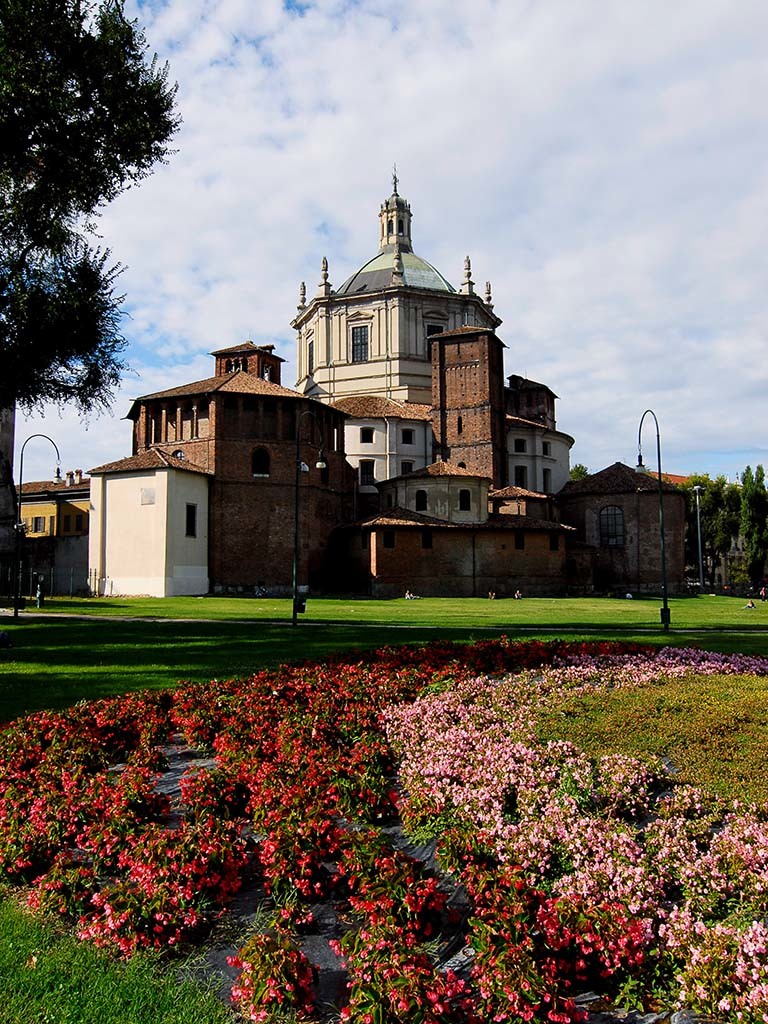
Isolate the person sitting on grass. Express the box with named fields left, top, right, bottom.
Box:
left=744, top=599, right=756, bottom=609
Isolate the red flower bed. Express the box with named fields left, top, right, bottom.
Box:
left=0, top=638, right=688, bottom=1020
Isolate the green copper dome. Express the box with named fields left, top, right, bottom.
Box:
left=337, top=250, right=455, bottom=295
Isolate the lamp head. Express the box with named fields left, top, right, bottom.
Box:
left=635, top=452, right=649, bottom=474
left=315, top=449, right=327, bottom=470
left=54, top=464, right=62, bottom=483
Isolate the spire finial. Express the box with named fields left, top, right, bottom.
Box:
left=317, top=257, right=331, bottom=297
left=460, top=255, right=475, bottom=295
left=298, top=281, right=306, bottom=311
left=485, top=280, right=493, bottom=307
left=392, top=163, right=399, bottom=195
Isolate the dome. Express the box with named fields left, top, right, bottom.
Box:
left=337, top=249, right=456, bottom=295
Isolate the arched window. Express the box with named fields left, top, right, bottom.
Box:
left=599, top=505, right=625, bottom=547
left=415, top=489, right=428, bottom=512
left=252, top=448, right=270, bottom=477
left=459, top=488, right=471, bottom=511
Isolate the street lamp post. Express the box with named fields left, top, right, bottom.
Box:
left=13, top=434, right=62, bottom=620
left=692, top=484, right=705, bottom=591
left=291, top=408, right=326, bottom=627
left=636, top=410, right=670, bottom=632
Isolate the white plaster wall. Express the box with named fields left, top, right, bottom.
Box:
left=164, top=470, right=209, bottom=595
left=88, top=469, right=209, bottom=597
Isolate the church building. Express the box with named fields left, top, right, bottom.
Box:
left=82, top=177, right=684, bottom=600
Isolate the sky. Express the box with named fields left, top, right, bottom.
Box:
left=15, top=0, right=768, bottom=484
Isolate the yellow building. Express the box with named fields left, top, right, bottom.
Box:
left=16, top=470, right=90, bottom=596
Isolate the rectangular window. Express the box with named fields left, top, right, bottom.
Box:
left=542, top=468, right=552, bottom=492
left=141, top=487, right=156, bottom=506
left=360, top=427, right=374, bottom=444
left=359, top=460, right=375, bottom=486
left=32, top=516, right=45, bottom=533
left=421, top=529, right=433, bottom=549
left=185, top=503, right=197, bottom=538
left=514, top=465, right=528, bottom=488
left=383, top=530, right=395, bottom=549
left=459, top=488, right=471, bottom=511
left=307, top=338, right=314, bottom=374
left=361, top=532, right=368, bottom=550
left=401, top=428, right=414, bottom=445
left=75, top=513, right=83, bottom=532
left=515, top=532, right=525, bottom=550
left=401, top=461, right=414, bottom=476
left=542, top=441, right=551, bottom=456
left=549, top=533, right=560, bottom=551
left=514, top=438, right=527, bottom=453
left=351, top=325, right=369, bottom=363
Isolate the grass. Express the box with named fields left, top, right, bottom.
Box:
left=0, top=896, right=232, bottom=1024
left=2, top=594, right=768, bottom=1020
left=2, top=593, right=768, bottom=722
left=537, top=670, right=768, bottom=805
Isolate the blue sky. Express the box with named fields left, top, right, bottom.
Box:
left=17, top=0, right=768, bottom=483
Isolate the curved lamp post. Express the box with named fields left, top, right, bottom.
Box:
left=636, top=410, right=670, bottom=631
left=13, top=434, right=62, bottom=619
left=292, top=408, right=326, bottom=627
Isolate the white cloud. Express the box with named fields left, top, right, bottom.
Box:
left=16, top=0, right=768, bottom=485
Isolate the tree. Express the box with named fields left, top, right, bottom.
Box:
left=681, top=474, right=741, bottom=587
left=0, top=0, right=180, bottom=413
left=569, top=463, right=590, bottom=481
left=740, top=465, right=768, bottom=586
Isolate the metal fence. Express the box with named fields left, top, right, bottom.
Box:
left=0, top=563, right=91, bottom=601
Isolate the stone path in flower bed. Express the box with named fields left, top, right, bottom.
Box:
left=153, top=735, right=676, bottom=1024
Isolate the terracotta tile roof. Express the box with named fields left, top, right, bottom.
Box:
left=558, top=461, right=681, bottom=496
left=331, top=395, right=432, bottom=421
left=400, top=460, right=491, bottom=480
left=432, top=325, right=495, bottom=338
left=210, top=341, right=282, bottom=359
left=89, top=449, right=212, bottom=476
left=489, top=485, right=548, bottom=499
left=663, top=472, right=691, bottom=485
left=359, top=507, right=448, bottom=528
left=133, top=371, right=302, bottom=404
left=20, top=478, right=90, bottom=495
left=356, top=507, right=572, bottom=531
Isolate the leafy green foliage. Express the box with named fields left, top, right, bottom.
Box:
left=741, top=465, right=768, bottom=586
left=681, top=474, right=741, bottom=586
left=0, top=0, right=180, bottom=411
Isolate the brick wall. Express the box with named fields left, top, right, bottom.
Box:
left=431, top=330, right=507, bottom=485
left=345, top=524, right=568, bottom=597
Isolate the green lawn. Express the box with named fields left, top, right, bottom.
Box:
left=1, top=594, right=768, bottom=722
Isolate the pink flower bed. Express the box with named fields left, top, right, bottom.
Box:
left=0, top=639, right=766, bottom=1022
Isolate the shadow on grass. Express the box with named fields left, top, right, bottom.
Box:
left=3, top=615, right=768, bottom=724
